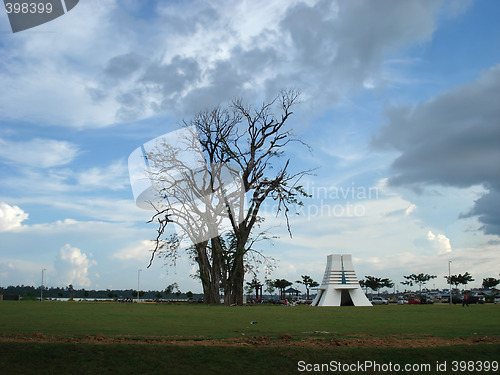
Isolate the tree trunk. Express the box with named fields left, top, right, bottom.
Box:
left=209, top=237, right=223, bottom=304
left=228, top=251, right=245, bottom=305
left=194, top=241, right=219, bottom=304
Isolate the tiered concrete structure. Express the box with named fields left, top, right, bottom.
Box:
left=311, top=254, right=371, bottom=307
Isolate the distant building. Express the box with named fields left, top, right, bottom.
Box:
left=0, top=294, right=21, bottom=301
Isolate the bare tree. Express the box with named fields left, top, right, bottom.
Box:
left=145, top=90, right=312, bottom=305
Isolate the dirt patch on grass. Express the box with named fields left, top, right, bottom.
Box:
left=1, top=332, right=499, bottom=348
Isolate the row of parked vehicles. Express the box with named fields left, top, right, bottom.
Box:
left=369, top=295, right=427, bottom=305
left=370, top=294, right=494, bottom=305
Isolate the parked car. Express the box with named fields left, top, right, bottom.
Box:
left=370, top=296, right=388, bottom=305
left=295, top=299, right=312, bottom=305
left=397, top=297, right=408, bottom=305
left=408, top=298, right=420, bottom=304
left=467, top=295, right=485, bottom=304
left=451, top=296, right=462, bottom=304
left=452, top=295, right=485, bottom=304
left=420, top=295, right=434, bottom=304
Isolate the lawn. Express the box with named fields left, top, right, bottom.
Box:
left=0, top=301, right=498, bottom=374
left=0, top=342, right=498, bottom=375
left=0, top=301, right=499, bottom=339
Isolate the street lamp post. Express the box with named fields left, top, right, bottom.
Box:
left=137, top=269, right=142, bottom=303
left=41, top=268, right=46, bottom=302
left=448, top=261, right=452, bottom=305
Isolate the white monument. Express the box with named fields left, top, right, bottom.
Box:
left=311, top=254, right=371, bottom=307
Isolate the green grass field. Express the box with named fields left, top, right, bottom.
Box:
left=0, top=301, right=499, bottom=374
left=1, top=301, right=499, bottom=339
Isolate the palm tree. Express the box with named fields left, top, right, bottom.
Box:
left=296, top=275, right=319, bottom=300
left=445, top=273, right=474, bottom=292
left=364, top=276, right=393, bottom=295
left=264, top=279, right=276, bottom=296
left=458, top=272, right=474, bottom=291
left=401, top=273, right=436, bottom=298
left=482, top=277, right=499, bottom=289
left=272, top=279, right=292, bottom=300
left=246, top=277, right=263, bottom=301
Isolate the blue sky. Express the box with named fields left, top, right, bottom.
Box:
left=1, top=0, right=499, bottom=293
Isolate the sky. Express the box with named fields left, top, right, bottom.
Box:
left=0, top=0, right=499, bottom=294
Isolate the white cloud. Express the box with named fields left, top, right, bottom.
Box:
left=0, top=202, right=28, bottom=232
left=113, top=240, right=155, bottom=261
left=405, top=203, right=417, bottom=217
left=258, top=179, right=500, bottom=289
left=0, top=158, right=144, bottom=227
left=427, top=231, right=452, bottom=254
left=37, top=198, right=151, bottom=223
left=0, top=0, right=122, bottom=128
left=76, top=160, right=129, bottom=191
left=0, top=259, right=52, bottom=286
left=261, top=190, right=428, bottom=283
left=275, top=261, right=298, bottom=279
left=374, top=178, right=398, bottom=197
left=56, top=244, right=95, bottom=288
left=0, top=138, right=79, bottom=168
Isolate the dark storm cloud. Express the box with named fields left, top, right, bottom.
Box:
left=87, top=53, right=145, bottom=105
left=141, top=56, right=201, bottom=89
left=460, top=189, right=500, bottom=237
left=373, top=65, right=500, bottom=235
left=104, top=53, right=143, bottom=83
left=278, top=0, right=439, bottom=94
left=182, top=60, right=247, bottom=112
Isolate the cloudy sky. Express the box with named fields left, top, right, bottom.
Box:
left=1, top=0, right=499, bottom=294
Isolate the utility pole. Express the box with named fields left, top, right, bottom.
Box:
left=137, top=269, right=142, bottom=303
left=41, top=268, right=46, bottom=302
left=448, top=261, right=452, bottom=305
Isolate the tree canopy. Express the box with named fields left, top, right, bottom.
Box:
left=271, top=279, right=293, bottom=300
left=401, top=273, right=436, bottom=296
left=444, top=273, right=475, bottom=290
left=296, top=275, right=319, bottom=300
left=363, top=276, right=393, bottom=294
left=482, top=277, right=500, bottom=289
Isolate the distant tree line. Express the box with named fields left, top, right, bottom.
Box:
left=0, top=284, right=198, bottom=300
left=3, top=275, right=497, bottom=302
left=359, top=273, right=500, bottom=297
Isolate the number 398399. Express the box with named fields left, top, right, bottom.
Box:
left=5, top=2, right=53, bottom=14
